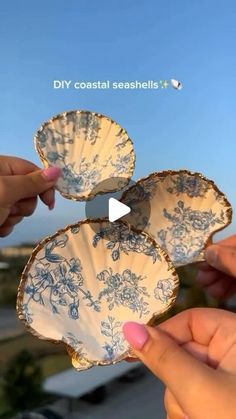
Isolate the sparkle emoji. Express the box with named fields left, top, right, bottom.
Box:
left=160, top=80, right=169, bottom=89
left=171, top=79, right=183, bottom=90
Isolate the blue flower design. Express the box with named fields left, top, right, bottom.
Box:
left=62, top=332, right=87, bottom=359
left=36, top=111, right=133, bottom=199
left=98, top=268, right=150, bottom=318
left=154, top=278, right=176, bottom=303
left=167, top=173, right=210, bottom=198
left=22, top=304, right=33, bottom=324
left=101, top=316, right=125, bottom=361
left=111, top=154, right=131, bottom=175
left=76, top=112, right=101, bottom=145
left=22, top=241, right=100, bottom=322
left=47, top=151, right=61, bottom=164
left=25, top=285, right=41, bottom=303
left=69, top=258, right=82, bottom=275
left=93, top=223, right=161, bottom=263
left=157, top=201, right=226, bottom=265
left=188, top=210, right=212, bottom=231
left=25, top=285, right=35, bottom=297
left=34, top=262, right=53, bottom=285
left=69, top=302, right=79, bottom=320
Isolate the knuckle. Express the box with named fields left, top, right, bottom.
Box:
left=26, top=173, right=37, bottom=189
left=25, top=172, right=45, bottom=196
left=0, top=179, right=9, bottom=202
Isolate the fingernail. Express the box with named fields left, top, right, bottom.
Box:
left=123, top=322, right=149, bottom=350
left=42, top=167, right=61, bottom=181
left=205, top=245, right=219, bottom=268
left=48, top=201, right=55, bottom=211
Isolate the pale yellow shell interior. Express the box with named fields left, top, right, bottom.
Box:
left=121, top=171, right=232, bottom=267
left=17, top=220, right=178, bottom=369
left=35, top=111, right=135, bottom=201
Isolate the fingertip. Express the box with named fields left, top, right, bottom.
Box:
left=205, top=245, right=220, bottom=268
left=48, top=200, right=55, bottom=211
left=40, top=188, right=55, bottom=208
left=205, top=244, right=236, bottom=277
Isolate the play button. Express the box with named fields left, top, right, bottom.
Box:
left=85, top=176, right=150, bottom=235
left=108, top=198, right=130, bottom=222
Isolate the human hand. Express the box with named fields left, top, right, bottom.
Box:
left=123, top=308, right=236, bottom=419
left=196, top=235, right=236, bottom=300
left=0, top=156, right=61, bottom=237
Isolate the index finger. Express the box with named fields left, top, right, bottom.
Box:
left=0, top=156, right=57, bottom=209
left=0, top=156, right=40, bottom=176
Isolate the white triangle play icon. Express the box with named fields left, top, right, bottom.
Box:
left=108, top=198, right=131, bottom=222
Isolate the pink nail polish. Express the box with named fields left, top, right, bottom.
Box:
left=123, top=322, right=149, bottom=350
left=43, top=167, right=61, bottom=181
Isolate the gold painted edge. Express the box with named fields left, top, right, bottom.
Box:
left=121, top=169, right=233, bottom=260
left=16, top=217, right=179, bottom=369
left=34, top=110, right=136, bottom=201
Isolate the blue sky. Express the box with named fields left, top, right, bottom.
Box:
left=0, top=0, right=236, bottom=246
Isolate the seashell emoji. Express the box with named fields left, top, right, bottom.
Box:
left=35, top=110, right=135, bottom=201
left=121, top=170, right=232, bottom=268
left=17, top=219, right=178, bottom=370
left=171, top=79, right=183, bottom=90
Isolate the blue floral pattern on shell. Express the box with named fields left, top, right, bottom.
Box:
left=93, top=222, right=160, bottom=263
left=23, top=235, right=101, bottom=323
left=97, top=268, right=150, bottom=318
left=157, top=200, right=226, bottom=265
left=154, top=278, right=176, bottom=304
left=121, top=171, right=231, bottom=266
left=62, top=332, right=87, bottom=359
left=101, top=316, right=125, bottom=362
left=36, top=111, right=135, bottom=199
left=166, top=173, right=210, bottom=198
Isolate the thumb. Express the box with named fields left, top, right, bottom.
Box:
left=0, top=166, right=61, bottom=205
left=205, top=244, right=236, bottom=277
left=123, top=322, right=223, bottom=417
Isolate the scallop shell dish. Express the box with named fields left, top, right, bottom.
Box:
left=17, top=109, right=233, bottom=371
left=121, top=170, right=232, bottom=268
left=35, top=110, right=135, bottom=200
left=17, top=220, right=178, bottom=369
